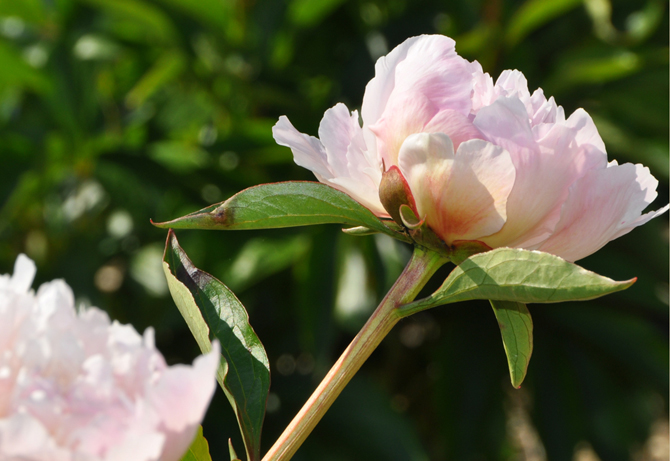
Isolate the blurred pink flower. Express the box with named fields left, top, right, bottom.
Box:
left=273, top=34, right=668, bottom=262
left=0, top=254, right=219, bottom=461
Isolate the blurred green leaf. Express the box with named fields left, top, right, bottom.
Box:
left=126, top=51, right=186, bottom=108
left=149, top=141, right=209, bottom=173
left=0, top=41, right=50, bottom=93
left=288, top=0, right=346, bottom=27
left=222, top=234, right=310, bottom=292
left=490, top=300, right=533, bottom=388
left=163, top=230, right=269, bottom=461
left=153, top=182, right=410, bottom=242
left=0, top=0, right=46, bottom=24
left=73, top=34, right=122, bottom=61
left=401, top=248, right=635, bottom=314
left=228, top=439, right=241, bottom=461
left=505, top=0, right=582, bottom=47
left=546, top=49, right=643, bottom=92
left=624, top=0, right=665, bottom=43
left=583, top=0, right=617, bottom=42
left=153, top=0, right=242, bottom=41
left=180, top=426, right=213, bottom=461
left=79, top=0, right=178, bottom=44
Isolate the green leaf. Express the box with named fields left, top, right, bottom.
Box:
left=222, top=235, right=310, bottom=292
left=180, top=426, right=213, bottom=461
left=125, top=52, right=186, bottom=108
left=287, top=0, right=346, bottom=27
left=152, top=0, right=243, bottom=41
left=490, top=300, right=533, bottom=389
left=505, top=0, right=582, bottom=47
left=399, top=248, right=635, bottom=315
left=0, top=42, right=51, bottom=93
left=163, top=230, right=270, bottom=461
left=79, top=0, right=178, bottom=44
left=153, top=181, right=410, bottom=242
left=149, top=141, right=210, bottom=173
left=228, top=439, right=241, bottom=461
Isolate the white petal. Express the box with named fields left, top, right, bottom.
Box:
left=398, top=133, right=516, bottom=244
left=474, top=96, right=535, bottom=151
left=475, top=100, right=608, bottom=249
left=151, top=341, right=219, bottom=433
left=272, top=115, right=331, bottom=177
left=361, top=35, right=430, bottom=129
left=538, top=163, right=669, bottom=261
left=10, top=254, right=36, bottom=293
left=362, top=35, right=482, bottom=162
left=0, top=413, right=69, bottom=460
left=273, top=107, right=386, bottom=215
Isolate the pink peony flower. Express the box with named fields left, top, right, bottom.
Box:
left=273, top=34, right=668, bottom=262
left=0, top=254, right=220, bottom=461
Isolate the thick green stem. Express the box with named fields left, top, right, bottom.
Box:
left=262, top=246, right=447, bottom=461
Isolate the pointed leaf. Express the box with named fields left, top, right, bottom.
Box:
left=153, top=181, right=410, bottom=242
left=163, top=230, right=269, bottom=461
left=400, top=248, right=635, bottom=314
left=490, top=300, right=533, bottom=388
left=180, top=426, right=213, bottom=461
left=228, top=439, right=241, bottom=461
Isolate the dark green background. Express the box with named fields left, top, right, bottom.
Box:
left=1, top=0, right=667, bottom=459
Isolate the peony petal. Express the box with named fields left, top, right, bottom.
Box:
left=361, top=35, right=427, bottom=130
left=273, top=108, right=386, bottom=215
left=476, top=99, right=608, bottom=249
left=474, top=96, right=535, bottom=151
left=10, top=254, right=36, bottom=293
left=363, top=35, right=482, bottom=164
left=398, top=133, right=516, bottom=244
left=0, top=413, right=70, bottom=460
left=318, top=104, right=359, bottom=172
left=538, top=162, right=669, bottom=262
left=423, top=109, right=484, bottom=151
left=151, top=342, right=219, bottom=433
left=0, top=255, right=221, bottom=461
left=272, top=115, right=330, bottom=178
left=152, top=341, right=220, bottom=461
left=494, top=70, right=532, bottom=110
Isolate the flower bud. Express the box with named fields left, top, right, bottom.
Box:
left=378, top=165, right=418, bottom=227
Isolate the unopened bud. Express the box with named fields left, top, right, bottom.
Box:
left=378, top=166, right=418, bottom=226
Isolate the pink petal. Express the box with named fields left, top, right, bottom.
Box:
left=10, top=254, right=36, bottom=293
left=151, top=342, right=220, bottom=433
left=474, top=96, right=535, bottom=151
left=273, top=108, right=386, bottom=215
left=151, top=341, right=220, bottom=461
left=398, top=133, right=516, bottom=244
left=0, top=413, right=70, bottom=460
left=0, top=255, right=223, bottom=461
left=423, top=110, right=484, bottom=151
left=272, top=115, right=330, bottom=177
left=538, top=162, right=669, bottom=262
left=494, top=70, right=532, bottom=109
left=363, top=35, right=482, bottom=165
left=475, top=99, right=608, bottom=249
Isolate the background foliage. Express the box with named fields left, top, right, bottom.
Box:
left=1, top=0, right=668, bottom=459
